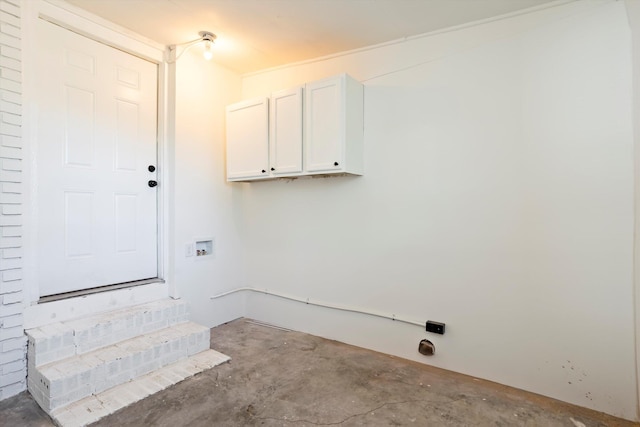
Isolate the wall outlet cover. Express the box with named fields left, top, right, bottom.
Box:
left=426, top=320, right=445, bottom=335
left=185, top=243, right=195, bottom=257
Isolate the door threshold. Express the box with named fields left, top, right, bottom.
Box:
left=39, top=278, right=165, bottom=304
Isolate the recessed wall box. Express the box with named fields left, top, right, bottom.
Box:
left=195, top=239, right=214, bottom=257
left=426, top=320, right=445, bottom=335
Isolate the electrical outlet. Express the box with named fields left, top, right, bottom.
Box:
left=185, top=243, right=195, bottom=257
left=426, top=320, right=445, bottom=335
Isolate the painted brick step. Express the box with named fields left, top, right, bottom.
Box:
left=51, top=349, right=230, bottom=427
left=26, top=299, right=189, bottom=367
left=28, top=321, right=210, bottom=413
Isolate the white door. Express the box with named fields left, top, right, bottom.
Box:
left=36, top=19, right=159, bottom=296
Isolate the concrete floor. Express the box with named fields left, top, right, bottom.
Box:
left=1, top=318, right=637, bottom=427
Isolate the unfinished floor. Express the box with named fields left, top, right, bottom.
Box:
left=1, top=318, right=637, bottom=427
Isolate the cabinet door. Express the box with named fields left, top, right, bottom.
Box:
left=226, top=97, right=269, bottom=180
left=305, top=76, right=343, bottom=172
left=270, top=87, right=303, bottom=175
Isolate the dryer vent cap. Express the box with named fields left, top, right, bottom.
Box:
left=418, top=339, right=435, bottom=356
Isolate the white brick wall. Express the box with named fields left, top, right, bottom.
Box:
left=26, top=309, right=207, bottom=413
left=0, top=0, right=24, bottom=401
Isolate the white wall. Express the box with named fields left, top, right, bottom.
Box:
left=4, top=0, right=637, bottom=420
left=627, top=0, right=640, bottom=417
left=173, top=50, right=246, bottom=327
left=233, top=0, right=638, bottom=420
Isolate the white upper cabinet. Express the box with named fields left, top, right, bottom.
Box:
left=305, top=74, right=363, bottom=175
left=226, top=97, right=269, bottom=181
left=225, top=73, right=363, bottom=182
left=270, top=86, right=303, bottom=176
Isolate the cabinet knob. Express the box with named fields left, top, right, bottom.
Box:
left=271, top=167, right=275, bottom=171
left=148, top=180, right=158, bottom=188
left=261, top=169, right=266, bottom=173
left=334, top=161, right=339, bottom=166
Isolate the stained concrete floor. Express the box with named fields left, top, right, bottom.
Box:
left=1, top=318, right=638, bottom=427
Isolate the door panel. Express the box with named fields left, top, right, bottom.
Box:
left=305, top=78, right=343, bottom=172
left=64, top=191, right=94, bottom=258
left=270, top=87, right=303, bottom=175
left=114, top=194, right=137, bottom=253
left=36, top=19, right=159, bottom=296
left=115, top=99, right=140, bottom=171
left=226, top=98, right=269, bottom=180
left=65, top=86, right=94, bottom=167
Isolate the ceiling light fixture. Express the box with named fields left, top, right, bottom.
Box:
left=200, top=31, right=215, bottom=61
left=168, top=31, right=217, bottom=63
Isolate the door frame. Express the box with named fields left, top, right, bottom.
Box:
left=22, top=0, right=175, bottom=310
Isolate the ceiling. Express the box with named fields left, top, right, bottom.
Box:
left=65, top=0, right=558, bottom=75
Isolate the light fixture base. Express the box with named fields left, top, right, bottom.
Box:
left=168, top=31, right=217, bottom=63
left=199, top=31, right=217, bottom=43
